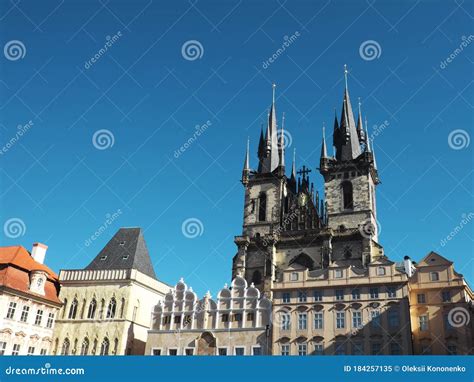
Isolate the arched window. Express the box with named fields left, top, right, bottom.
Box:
left=251, top=270, right=262, bottom=285
left=100, top=299, right=105, bottom=320
left=80, top=338, right=89, bottom=355
left=258, top=192, right=267, bottom=222
left=106, top=298, right=117, bottom=319
left=61, top=338, right=70, bottom=355
left=113, top=338, right=119, bottom=355
left=100, top=338, right=110, bottom=355
left=120, top=298, right=126, bottom=318
left=62, top=298, right=68, bottom=319
left=92, top=339, right=98, bottom=355
left=87, top=299, right=97, bottom=319
left=342, top=181, right=353, bottom=210
left=68, top=299, right=78, bottom=319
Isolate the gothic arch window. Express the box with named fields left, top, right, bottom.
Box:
left=341, top=181, right=353, bottom=210
left=120, top=298, right=126, bottom=318
left=100, top=338, right=110, bottom=355
left=61, top=338, right=70, bottom=355
left=113, top=338, right=119, bottom=355
left=258, top=192, right=267, bottom=222
left=80, top=338, right=89, bottom=355
left=100, top=299, right=105, bottom=319
left=80, top=298, right=87, bottom=319
left=87, top=299, right=97, bottom=319
left=251, top=270, right=262, bottom=285
left=290, top=253, right=315, bottom=270
left=106, top=298, right=117, bottom=319
left=62, top=298, right=68, bottom=319
left=68, top=299, right=78, bottom=319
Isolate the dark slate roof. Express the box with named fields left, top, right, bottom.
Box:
left=85, top=228, right=157, bottom=279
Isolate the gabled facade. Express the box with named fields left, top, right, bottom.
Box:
left=408, top=252, right=474, bottom=355
left=0, top=243, right=62, bottom=355
left=52, top=228, right=170, bottom=355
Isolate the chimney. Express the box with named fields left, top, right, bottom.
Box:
left=403, top=256, right=415, bottom=277
left=31, top=243, right=48, bottom=264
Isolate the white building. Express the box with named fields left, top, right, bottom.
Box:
left=52, top=228, right=170, bottom=355
left=0, top=243, right=62, bottom=355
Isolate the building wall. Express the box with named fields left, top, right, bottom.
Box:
left=271, top=260, right=412, bottom=355
left=53, top=269, right=169, bottom=355
left=0, top=292, right=59, bottom=355
left=146, top=276, right=272, bottom=355
left=409, top=253, right=474, bottom=355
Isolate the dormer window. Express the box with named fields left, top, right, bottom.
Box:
left=122, top=254, right=129, bottom=260
left=100, top=256, right=107, bottom=261
left=377, top=267, right=386, bottom=276
left=290, top=272, right=299, bottom=281
left=335, top=269, right=343, bottom=278
left=29, top=271, right=47, bottom=296
left=119, top=241, right=126, bottom=247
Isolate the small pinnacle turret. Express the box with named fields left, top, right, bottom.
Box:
left=242, top=137, right=251, bottom=185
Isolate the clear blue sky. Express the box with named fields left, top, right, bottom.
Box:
left=0, top=0, right=472, bottom=295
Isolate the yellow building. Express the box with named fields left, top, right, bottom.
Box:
left=409, top=252, right=473, bottom=355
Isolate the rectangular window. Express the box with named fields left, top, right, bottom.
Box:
left=377, top=267, right=386, bottom=276
left=336, top=312, right=345, bottom=329
left=168, top=349, right=178, bottom=356
left=252, top=347, right=261, bottom=356
left=313, top=290, right=322, bottom=302
left=442, top=291, right=451, bottom=302
left=314, top=312, right=323, bottom=329
left=371, top=343, right=381, bottom=355
left=430, top=272, right=439, bottom=281
left=353, top=342, right=363, bottom=355
left=152, top=349, right=161, bottom=356
left=234, top=347, right=245, bottom=356
left=419, top=315, right=428, bottom=331
left=27, top=346, right=35, bottom=356
left=417, top=294, right=426, bottom=304
left=282, top=292, right=291, bottom=303
left=298, top=291, right=307, bottom=302
left=20, top=306, right=29, bottom=322
left=246, top=312, right=254, bottom=321
left=388, top=310, right=399, bottom=327
left=387, top=287, right=396, bottom=298
left=281, top=344, right=290, bottom=356
left=174, top=315, right=181, bottom=324
left=46, top=313, right=54, bottom=328
left=6, top=302, right=17, bottom=319
left=0, top=342, right=6, bottom=355
left=185, top=348, right=194, bottom=356
left=334, top=269, right=343, bottom=278
left=351, top=289, right=360, bottom=300
left=314, top=343, right=323, bottom=355
left=282, top=314, right=291, bottom=331
left=34, top=310, right=43, bottom=326
left=233, top=313, right=242, bottom=322
left=12, top=344, right=20, bottom=356
left=369, top=287, right=379, bottom=299
left=390, top=342, right=401, bottom=355
left=218, top=348, right=227, bottom=356
left=298, top=313, right=307, bottom=330
left=290, top=272, right=299, bottom=281
left=371, top=310, right=380, bottom=327
left=335, top=289, right=344, bottom=301
left=221, top=314, right=229, bottom=323
left=352, top=311, right=362, bottom=329
left=40, top=349, right=47, bottom=355
left=298, top=344, right=307, bottom=356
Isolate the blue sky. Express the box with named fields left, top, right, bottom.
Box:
left=0, top=0, right=472, bottom=295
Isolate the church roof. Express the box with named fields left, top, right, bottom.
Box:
left=85, top=228, right=157, bottom=279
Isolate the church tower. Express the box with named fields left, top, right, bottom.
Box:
left=319, top=66, right=380, bottom=261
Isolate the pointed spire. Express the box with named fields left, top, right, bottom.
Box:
left=365, top=117, right=371, bottom=153
left=356, top=97, right=366, bottom=143
left=242, top=137, right=250, bottom=185
left=279, top=112, right=285, bottom=168
left=261, top=83, right=279, bottom=173
left=291, top=148, right=296, bottom=179
left=344, top=64, right=349, bottom=91
left=320, top=123, right=328, bottom=159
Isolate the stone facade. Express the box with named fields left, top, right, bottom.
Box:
left=271, top=258, right=413, bottom=355
left=408, top=252, right=474, bottom=355
left=146, top=276, right=272, bottom=355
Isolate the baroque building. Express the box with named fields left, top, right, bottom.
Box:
left=52, top=228, right=169, bottom=355
left=0, top=243, right=62, bottom=355
left=408, top=251, right=474, bottom=355
left=233, top=69, right=382, bottom=297
left=146, top=276, right=272, bottom=355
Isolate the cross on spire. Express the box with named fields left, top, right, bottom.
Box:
left=297, top=165, right=312, bottom=179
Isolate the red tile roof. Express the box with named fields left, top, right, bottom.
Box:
left=0, top=246, right=61, bottom=305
